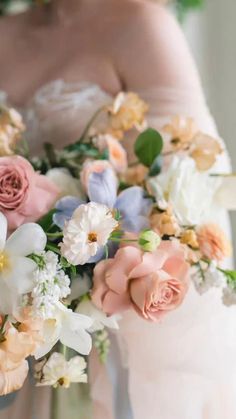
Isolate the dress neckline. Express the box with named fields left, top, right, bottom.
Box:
left=0, top=79, right=114, bottom=109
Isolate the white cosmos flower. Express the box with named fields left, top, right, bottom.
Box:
left=37, top=352, right=87, bottom=388
left=35, top=302, right=93, bottom=359
left=46, top=168, right=85, bottom=200
left=60, top=202, right=118, bottom=265
left=147, top=157, right=220, bottom=226
left=0, top=212, right=47, bottom=315
left=76, top=299, right=119, bottom=333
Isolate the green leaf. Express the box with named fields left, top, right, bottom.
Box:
left=37, top=209, right=57, bottom=232
left=134, top=128, right=163, bottom=167
left=149, top=156, right=163, bottom=177
left=220, top=269, right=236, bottom=285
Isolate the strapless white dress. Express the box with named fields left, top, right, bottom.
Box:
left=0, top=80, right=236, bottom=419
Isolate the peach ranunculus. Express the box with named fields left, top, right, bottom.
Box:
left=94, top=134, right=128, bottom=173
left=0, top=155, right=59, bottom=230
left=80, top=159, right=115, bottom=192
left=197, top=223, right=232, bottom=262
left=0, top=310, right=43, bottom=395
left=92, top=241, right=190, bottom=321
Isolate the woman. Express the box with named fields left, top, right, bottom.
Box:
left=0, top=1, right=236, bottom=418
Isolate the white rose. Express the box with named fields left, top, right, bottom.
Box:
left=147, top=157, right=220, bottom=226
left=46, top=168, right=85, bottom=199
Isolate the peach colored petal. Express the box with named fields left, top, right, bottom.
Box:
left=0, top=360, right=28, bottom=396
left=105, top=247, right=142, bottom=294
left=102, top=290, right=131, bottom=315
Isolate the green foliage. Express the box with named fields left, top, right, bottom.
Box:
left=135, top=128, right=163, bottom=168
left=0, top=0, right=205, bottom=17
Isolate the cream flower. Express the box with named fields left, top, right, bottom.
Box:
left=0, top=212, right=47, bottom=315
left=147, top=157, right=220, bottom=226
left=0, top=107, right=25, bottom=156
left=60, top=202, right=118, bottom=265
left=163, top=116, right=198, bottom=150
left=46, top=168, right=85, bottom=199
left=37, top=352, right=87, bottom=388
left=35, top=302, right=93, bottom=359
left=76, top=299, right=119, bottom=333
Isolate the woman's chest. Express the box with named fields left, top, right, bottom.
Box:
left=0, top=24, right=121, bottom=106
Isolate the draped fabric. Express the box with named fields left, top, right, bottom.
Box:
left=0, top=80, right=236, bottom=419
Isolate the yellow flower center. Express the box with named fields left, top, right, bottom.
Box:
left=0, top=251, right=10, bottom=273
left=57, top=376, right=70, bottom=388
left=88, top=232, right=98, bottom=243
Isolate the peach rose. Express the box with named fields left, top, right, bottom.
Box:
left=80, top=159, right=114, bottom=191
left=197, top=223, right=232, bottom=261
left=92, top=241, right=190, bottom=321
left=0, top=310, right=43, bottom=395
left=0, top=155, right=59, bottom=230
left=0, top=360, right=28, bottom=396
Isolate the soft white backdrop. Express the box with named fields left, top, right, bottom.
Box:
left=184, top=1, right=236, bottom=257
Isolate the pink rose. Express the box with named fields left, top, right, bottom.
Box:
left=0, top=156, right=59, bottom=230
left=92, top=241, right=190, bottom=321
left=80, top=159, right=114, bottom=191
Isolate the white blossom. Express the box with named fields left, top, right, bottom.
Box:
left=32, top=251, right=70, bottom=319
left=37, top=352, right=87, bottom=388
left=0, top=212, right=46, bottom=315
left=60, top=202, right=118, bottom=265
left=222, top=285, right=236, bottom=306
left=147, top=157, right=220, bottom=226
left=35, top=302, right=93, bottom=359
left=192, top=262, right=226, bottom=295
left=76, top=299, right=119, bottom=333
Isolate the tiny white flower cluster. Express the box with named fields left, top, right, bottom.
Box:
left=192, top=262, right=226, bottom=295
left=222, top=285, right=236, bottom=306
left=32, top=251, right=71, bottom=319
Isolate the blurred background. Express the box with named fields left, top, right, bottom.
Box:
left=184, top=0, right=236, bottom=257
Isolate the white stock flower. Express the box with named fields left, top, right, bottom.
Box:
left=60, top=202, right=118, bottom=265
left=76, top=299, right=119, bottom=333
left=0, top=212, right=47, bottom=315
left=32, top=251, right=71, bottom=319
left=46, top=168, right=85, bottom=199
left=35, top=302, right=93, bottom=359
left=222, top=286, right=236, bottom=306
left=147, top=157, right=220, bottom=226
left=192, top=262, right=226, bottom=295
left=38, top=352, right=87, bottom=388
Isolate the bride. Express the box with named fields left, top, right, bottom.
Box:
left=1, top=1, right=236, bottom=418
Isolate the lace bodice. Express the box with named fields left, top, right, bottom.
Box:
left=0, top=79, right=224, bottom=162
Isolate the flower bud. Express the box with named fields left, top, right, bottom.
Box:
left=138, top=230, right=161, bottom=252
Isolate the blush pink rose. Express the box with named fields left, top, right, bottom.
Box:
left=92, top=240, right=190, bottom=321
left=0, top=156, right=59, bottom=229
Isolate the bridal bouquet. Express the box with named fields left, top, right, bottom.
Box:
left=0, top=92, right=235, bottom=396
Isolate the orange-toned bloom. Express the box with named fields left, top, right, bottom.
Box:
left=0, top=107, right=25, bottom=156
left=197, top=223, right=232, bottom=261
left=107, top=92, right=148, bottom=135
left=150, top=207, right=180, bottom=237
left=0, top=309, right=43, bottom=395
left=190, top=133, right=222, bottom=171
left=180, top=229, right=199, bottom=249
left=163, top=116, right=197, bottom=151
